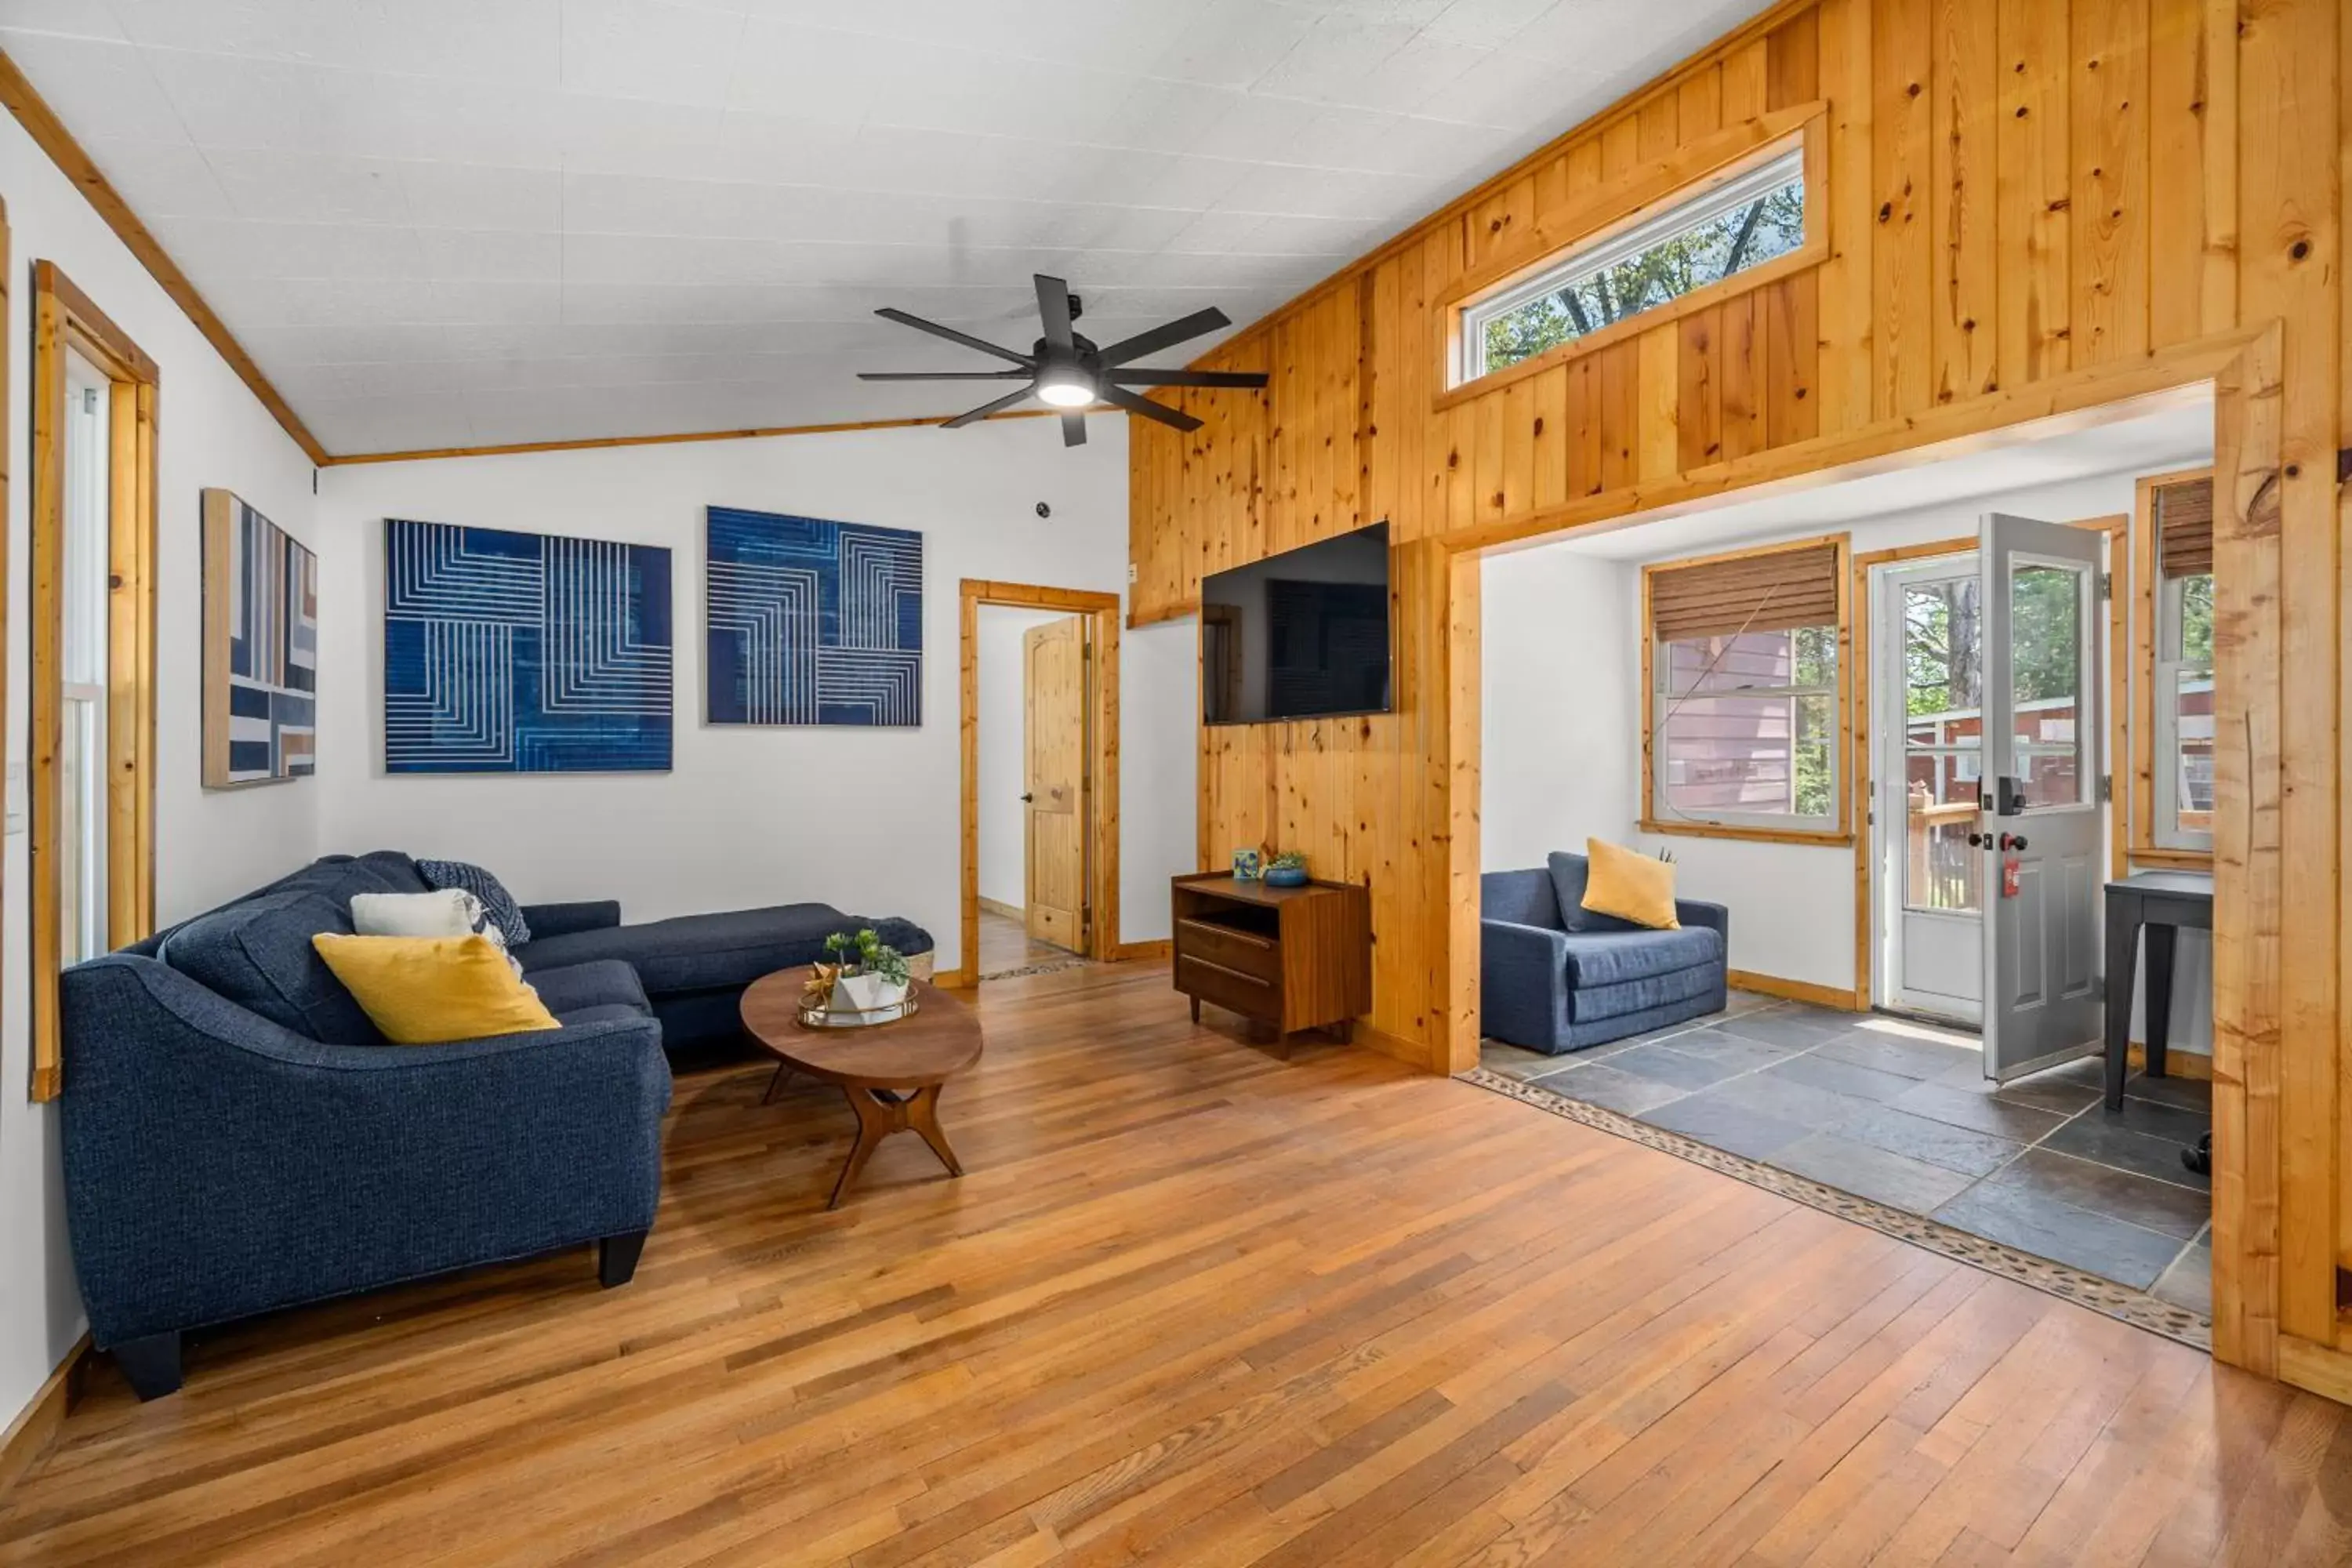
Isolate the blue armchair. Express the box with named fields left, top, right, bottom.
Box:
left=59, top=855, right=672, bottom=1399
left=1481, top=851, right=1730, bottom=1054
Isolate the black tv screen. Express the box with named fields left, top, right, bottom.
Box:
left=1200, top=522, right=1392, bottom=725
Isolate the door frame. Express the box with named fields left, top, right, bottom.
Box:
left=956, top=579, right=1122, bottom=985
left=1850, top=514, right=2129, bottom=1015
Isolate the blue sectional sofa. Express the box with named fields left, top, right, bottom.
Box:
left=1480, top=851, right=1730, bottom=1054
left=59, top=851, right=934, bottom=1399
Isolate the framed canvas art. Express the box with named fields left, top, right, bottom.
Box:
left=705, top=506, right=922, bottom=726
left=383, top=518, right=672, bottom=773
left=201, top=488, right=317, bottom=786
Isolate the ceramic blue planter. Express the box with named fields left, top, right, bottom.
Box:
left=1263, top=865, right=1308, bottom=887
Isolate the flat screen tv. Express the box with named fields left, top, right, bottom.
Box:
left=1200, top=522, right=1392, bottom=725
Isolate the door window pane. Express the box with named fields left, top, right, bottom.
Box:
left=1900, top=760, right=1983, bottom=913
left=2007, top=561, right=2085, bottom=810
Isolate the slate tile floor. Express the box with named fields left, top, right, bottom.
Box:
left=1483, top=993, right=2214, bottom=1312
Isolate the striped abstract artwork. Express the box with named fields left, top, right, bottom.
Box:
left=706, top=506, right=922, bottom=726
left=201, top=488, right=318, bottom=786
left=384, top=518, right=673, bottom=772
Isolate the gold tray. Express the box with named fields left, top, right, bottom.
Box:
left=795, top=993, right=920, bottom=1029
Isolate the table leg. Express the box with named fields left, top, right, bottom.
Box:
left=2104, top=906, right=2139, bottom=1112
left=2144, top=922, right=2177, bottom=1081
left=905, top=1083, right=964, bottom=1177
left=760, top=1063, right=794, bottom=1104
left=829, top=1087, right=893, bottom=1210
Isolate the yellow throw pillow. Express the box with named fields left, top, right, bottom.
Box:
left=1581, top=838, right=1681, bottom=930
left=312, top=933, right=560, bottom=1045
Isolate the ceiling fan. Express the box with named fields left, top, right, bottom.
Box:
left=858, top=274, right=1268, bottom=446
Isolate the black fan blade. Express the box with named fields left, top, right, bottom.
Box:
left=1062, top=412, right=1087, bottom=447
left=1035, top=274, right=1074, bottom=350
left=1103, top=368, right=1267, bottom=388
left=941, top=385, right=1036, bottom=428
left=1095, top=307, right=1232, bottom=367
left=858, top=370, right=1030, bottom=381
left=1096, top=383, right=1203, bottom=434
left=875, top=307, right=1033, bottom=367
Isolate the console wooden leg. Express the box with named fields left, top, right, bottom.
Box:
left=1190, top=996, right=1201, bottom=1024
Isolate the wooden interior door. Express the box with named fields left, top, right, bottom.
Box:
left=1023, top=616, right=1087, bottom=953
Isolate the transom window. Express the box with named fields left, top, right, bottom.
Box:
left=1461, top=145, right=1806, bottom=386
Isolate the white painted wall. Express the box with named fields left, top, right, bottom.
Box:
left=312, top=414, right=1192, bottom=966
left=976, top=606, right=1069, bottom=911
left=1481, top=545, right=1637, bottom=873
left=1480, top=468, right=2213, bottom=1052
left=0, top=114, right=321, bottom=1439
left=1120, top=618, right=1200, bottom=940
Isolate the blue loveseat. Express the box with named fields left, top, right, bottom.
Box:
left=59, top=851, right=934, bottom=1399
left=1480, top=851, right=1730, bottom=1054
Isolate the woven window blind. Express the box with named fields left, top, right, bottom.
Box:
left=1650, top=542, right=1841, bottom=642
left=2155, top=474, right=2213, bottom=579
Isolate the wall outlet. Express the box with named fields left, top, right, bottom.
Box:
left=1128, top=562, right=1138, bottom=584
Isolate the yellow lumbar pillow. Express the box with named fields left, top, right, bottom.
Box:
left=312, top=933, right=560, bottom=1045
left=1581, top=837, right=1681, bottom=930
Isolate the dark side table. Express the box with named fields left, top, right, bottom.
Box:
left=2103, top=870, right=2214, bottom=1111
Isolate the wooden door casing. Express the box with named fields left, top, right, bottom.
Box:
left=1023, top=616, right=1087, bottom=953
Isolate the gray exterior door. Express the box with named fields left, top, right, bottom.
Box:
left=1978, top=513, right=2105, bottom=1082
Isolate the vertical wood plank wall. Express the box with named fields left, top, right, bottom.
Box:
left=1128, top=0, right=2347, bottom=1376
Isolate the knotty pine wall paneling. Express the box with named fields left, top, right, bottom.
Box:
left=1129, top=0, right=2350, bottom=1388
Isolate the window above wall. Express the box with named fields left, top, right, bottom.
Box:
left=1442, top=114, right=1822, bottom=402
left=1465, top=148, right=1806, bottom=386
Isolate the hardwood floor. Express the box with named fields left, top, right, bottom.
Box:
left=977, top=908, right=1079, bottom=977
left=4, top=960, right=2347, bottom=1566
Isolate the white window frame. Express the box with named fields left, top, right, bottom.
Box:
left=1648, top=622, right=1841, bottom=835
left=1457, top=144, right=1806, bottom=388
left=2151, top=572, right=2216, bottom=851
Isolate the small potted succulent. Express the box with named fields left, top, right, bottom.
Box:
left=1263, top=851, right=1310, bottom=888
left=822, top=928, right=913, bottom=1013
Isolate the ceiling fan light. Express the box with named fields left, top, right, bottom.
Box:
left=1036, top=372, right=1094, bottom=408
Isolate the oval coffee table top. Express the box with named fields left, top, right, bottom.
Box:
left=742, top=967, right=983, bottom=1090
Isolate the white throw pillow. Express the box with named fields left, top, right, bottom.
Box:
left=351, top=890, right=522, bottom=973
left=351, top=889, right=478, bottom=938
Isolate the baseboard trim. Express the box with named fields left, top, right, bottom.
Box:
left=1727, top=969, right=1864, bottom=1012
left=2279, top=1334, right=2352, bottom=1408
left=1354, top=1022, right=1435, bottom=1071
left=977, top=896, right=1024, bottom=922
left=1112, top=939, right=1171, bottom=963
left=0, top=1335, right=88, bottom=1495
left=2125, top=1044, right=2213, bottom=1080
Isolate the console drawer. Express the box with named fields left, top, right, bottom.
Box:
left=1175, top=917, right=1281, bottom=982
left=1176, top=954, right=1279, bottom=1022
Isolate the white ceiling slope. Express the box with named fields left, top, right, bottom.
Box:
left=0, top=0, right=1777, bottom=455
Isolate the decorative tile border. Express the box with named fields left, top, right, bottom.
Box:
left=980, top=956, right=1093, bottom=982
left=1465, top=1065, right=2213, bottom=1350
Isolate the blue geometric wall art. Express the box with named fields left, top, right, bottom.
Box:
left=383, top=518, right=673, bottom=773
left=201, top=488, right=318, bottom=787
left=705, top=506, right=923, bottom=726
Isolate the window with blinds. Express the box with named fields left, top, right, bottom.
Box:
left=1645, top=536, right=1846, bottom=834
left=2151, top=474, right=2215, bottom=848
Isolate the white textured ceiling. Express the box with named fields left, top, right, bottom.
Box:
left=0, top=0, right=1776, bottom=456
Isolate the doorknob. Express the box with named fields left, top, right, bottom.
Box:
left=1020, top=793, right=1034, bottom=803
left=1967, top=831, right=1984, bottom=848
left=1998, top=832, right=2028, bottom=851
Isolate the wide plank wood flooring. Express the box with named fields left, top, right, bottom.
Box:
left=4, top=960, right=2348, bottom=1566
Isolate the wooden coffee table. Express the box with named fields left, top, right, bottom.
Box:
left=740, top=967, right=984, bottom=1209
